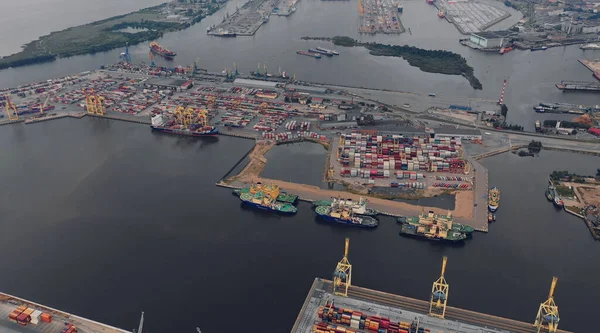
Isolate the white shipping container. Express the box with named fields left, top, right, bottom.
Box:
left=351, top=321, right=360, bottom=329
left=383, top=170, right=390, bottom=177
left=30, top=310, right=42, bottom=325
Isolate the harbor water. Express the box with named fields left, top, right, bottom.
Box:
left=0, top=0, right=599, bottom=128
left=0, top=118, right=598, bottom=332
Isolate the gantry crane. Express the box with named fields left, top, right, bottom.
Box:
left=84, top=89, right=97, bottom=115
left=173, top=106, right=185, bottom=125
left=534, top=277, right=560, bottom=333
left=39, top=94, right=51, bottom=115
left=333, top=238, right=352, bottom=297
left=4, top=94, right=19, bottom=121
left=429, top=256, right=449, bottom=319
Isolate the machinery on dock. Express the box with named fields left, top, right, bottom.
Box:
left=151, top=106, right=218, bottom=137
left=83, top=89, right=105, bottom=116
left=397, top=210, right=474, bottom=236
left=534, top=277, right=560, bottom=333
left=4, top=94, right=19, bottom=121
left=333, top=238, right=352, bottom=297
left=397, top=210, right=471, bottom=242
left=429, top=256, right=449, bottom=319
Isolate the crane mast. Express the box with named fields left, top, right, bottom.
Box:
left=333, top=238, right=352, bottom=297
left=534, top=277, right=560, bottom=333
left=4, top=94, right=19, bottom=121
left=429, top=256, right=449, bottom=319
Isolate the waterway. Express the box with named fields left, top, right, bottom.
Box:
left=0, top=118, right=598, bottom=332
left=1, top=0, right=599, bottom=130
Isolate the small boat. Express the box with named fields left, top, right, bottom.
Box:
left=530, top=46, right=548, bottom=51
left=488, top=213, right=494, bottom=223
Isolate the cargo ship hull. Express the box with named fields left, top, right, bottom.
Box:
left=151, top=126, right=219, bottom=137
left=316, top=213, right=377, bottom=228
left=399, top=225, right=465, bottom=243
left=309, top=48, right=333, bottom=56
left=241, top=200, right=297, bottom=214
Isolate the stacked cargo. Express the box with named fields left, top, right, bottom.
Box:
left=317, top=304, right=430, bottom=333
left=112, top=89, right=164, bottom=114
left=338, top=133, right=464, bottom=178
left=7, top=306, right=51, bottom=327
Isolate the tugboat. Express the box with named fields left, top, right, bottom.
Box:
left=545, top=185, right=564, bottom=208
left=488, top=212, right=494, bottom=223
left=239, top=186, right=297, bottom=214
left=488, top=187, right=500, bottom=212
left=233, top=183, right=298, bottom=204
left=312, top=197, right=379, bottom=216
left=314, top=205, right=378, bottom=228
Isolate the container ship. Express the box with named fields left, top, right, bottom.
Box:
left=314, top=205, right=378, bottom=228
left=313, top=197, right=379, bottom=216
left=233, top=183, right=298, bottom=203
left=149, top=41, right=177, bottom=59
left=488, top=187, right=500, bottom=212
left=297, top=50, right=322, bottom=59
left=316, top=46, right=339, bottom=55
left=309, top=48, right=334, bottom=57
left=397, top=210, right=474, bottom=236
left=239, top=186, right=297, bottom=214
left=151, top=112, right=218, bottom=137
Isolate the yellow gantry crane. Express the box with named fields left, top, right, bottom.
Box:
left=39, top=94, right=51, bottom=116
left=4, top=94, right=19, bottom=121
left=333, top=238, right=352, bottom=297
left=429, top=256, right=449, bottom=319
left=84, top=89, right=105, bottom=115
left=534, top=277, right=560, bottom=333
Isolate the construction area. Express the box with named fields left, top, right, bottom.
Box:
left=207, top=0, right=283, bottom=36
left=0, top=292, right=137, bottom=333
left=435, top=0, right=510, bottom=34
left=358, top=0, right=405, bottom=34
left=292, top=240, right=570, bottom=333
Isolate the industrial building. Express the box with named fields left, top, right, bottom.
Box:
left=143, top=78, right=193, bottom=92
left=232, top=78, right=279, bottom=90
left=433, top=127, right=482, bottom=141
left=469, top=31, right=512, bottom=48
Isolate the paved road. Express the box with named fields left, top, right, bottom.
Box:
left=469, top=157, right=489, bottom=232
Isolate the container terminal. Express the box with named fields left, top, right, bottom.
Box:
left=358, top=0, right=405, bottom=34
left=292, top=239, right=571, bottom=333
left=0, top=292, right=140, bottom=333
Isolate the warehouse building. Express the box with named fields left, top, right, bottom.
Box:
left=469, top=31, right=512, bottom=48
left=434, top=127, right=482, bottom=141
left=143, top=78, right=193, bottom=92
left=233, top=78, right=279, bottom=90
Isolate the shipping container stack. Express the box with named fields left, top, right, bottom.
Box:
left=7, top=305, right=52, bottom=327
left=61, top=323, right=78, bottom=333
left=338, top=133, right=465, bottom=180
left=316, top=304, right=431, bottom=333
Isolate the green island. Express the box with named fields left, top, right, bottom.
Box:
left=301, top=36, right=482, bottom=90
left=0, top=2, right=223, bottom=70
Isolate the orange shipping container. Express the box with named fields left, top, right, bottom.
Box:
left=40, top=313, right=52, bottom=323
left=23, top=308, right=35, bottom=316
left=17, top=305, right=27, bottom=311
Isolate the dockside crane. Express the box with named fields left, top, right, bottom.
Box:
left=39, top=94, right=51, bottom=116
left=120, top=42, right=132, bottom=63
left=333, top=238, right=352, bottom=297
left=4, top=94, right=19, bottom=121
left=429, top=256, right=449, bottom=319
left=534, top=277, right=560, bottom=333
left=132, top=311, right=143, bottom=333
left=84, top=89, right=97, bottom=115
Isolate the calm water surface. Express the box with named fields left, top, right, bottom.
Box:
left=0, top=119, right=598, bottom=332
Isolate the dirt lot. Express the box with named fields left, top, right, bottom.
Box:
left=568, top=182, right=600, bottom=207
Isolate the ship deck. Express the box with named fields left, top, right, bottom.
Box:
left=0, top=293, right=130, bottom=333
left=291, top=278, right=573, bottom=333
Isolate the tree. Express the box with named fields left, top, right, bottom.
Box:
left=500, top=104, right=508, bottom=117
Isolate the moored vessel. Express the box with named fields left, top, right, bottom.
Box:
left=312, top=197, right=379, bottom=216
left=151, top=109, right=218, bottom=137
left=437, top=10, right=445, bottom=18
left=546, top=185, right=564, bottom=208
left=488, top=187, right=500, bottom=212
left=314, top=205, right=378, bottom=228
left=316, top=46, right=339, bottom=55
left=297, top=50, right=322, bottom=58
left=531, top=46, right=548, bottom=51
left=580, top=43, right=600, bottom=50
left=233, top=183, right=298, bottom=203
left=309, top=48, right=334, bottom=56
left=149, top=41, right=177, bottom=59
left=397, top=210, right=474, bottom=237
left=239, top=187, right=297, bottom=214
left=398, top=223, right=466, bottom=243
left=499, top=46, right=513, bottom=54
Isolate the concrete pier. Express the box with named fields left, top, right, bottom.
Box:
left=292, top=278, right=574, bottom=333
left=0, top=292, right=131, bottom=333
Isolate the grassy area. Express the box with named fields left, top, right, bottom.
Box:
left=565, top=205, right=583, bottom=215
left=555, top=185, right=575, bottom=197
left=301, top=36, right=482, bottom=90
left=0, top=3, right=221, bottom=70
